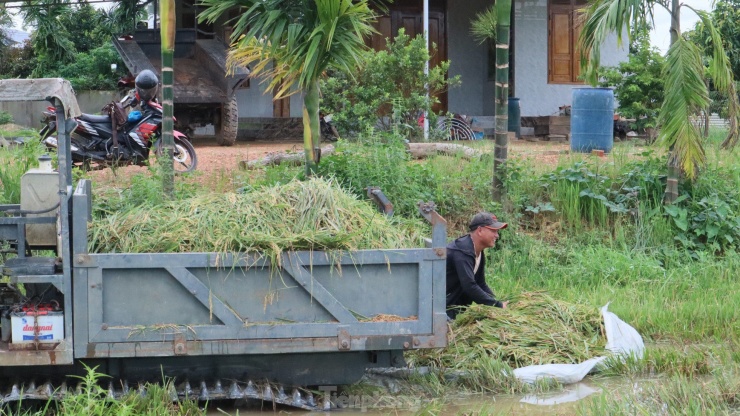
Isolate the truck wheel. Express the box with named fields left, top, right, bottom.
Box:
left=217, top=96, right=238, bottom=146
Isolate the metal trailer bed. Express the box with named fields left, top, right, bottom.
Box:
left=0, top=78, right=447, bottom=405
left=70, top=180, right=448, bottom=385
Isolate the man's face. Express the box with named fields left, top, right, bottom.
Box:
left=479, top=226, right=501, bottom=248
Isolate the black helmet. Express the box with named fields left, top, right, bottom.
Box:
left=135, top=69, right=159, bottom=102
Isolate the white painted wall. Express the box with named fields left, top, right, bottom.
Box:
left=514, top=0, right=627, bottom=116
left=235, top=73, right=304, bottom=118
left=236, top=81, right=274, bottom=118
left=447, top=0, right=494, bottom=116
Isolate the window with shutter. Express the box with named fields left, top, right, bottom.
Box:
left=548, top=0, right=586, bottom=84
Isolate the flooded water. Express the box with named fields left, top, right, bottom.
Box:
left=205, top=377, right=635, bottom=415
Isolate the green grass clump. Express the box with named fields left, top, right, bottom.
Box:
left=90, top=177, right=425, bottom=256
left=0, top=139, right=48, bottom=204
left=0, top=111, right=13, bottom=125
left=407, top=292, right=606, bottom=371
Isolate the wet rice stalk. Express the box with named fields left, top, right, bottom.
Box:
left=408, top=292, right=606, bottom=370
left=403, top=293, right=605, bottom=394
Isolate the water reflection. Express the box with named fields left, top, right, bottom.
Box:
left=208, top=378, right=632, bottom=415
left=520, top=382, right=601, bottom=405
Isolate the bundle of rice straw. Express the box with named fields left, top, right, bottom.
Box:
left=89, top=178, right=422, bottom=255
left=407, top=292, right=606, bottom=370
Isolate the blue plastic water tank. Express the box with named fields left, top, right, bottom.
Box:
left=507, top=97, right=521, bottom=138
left=570, top=88, right=614, bottom=153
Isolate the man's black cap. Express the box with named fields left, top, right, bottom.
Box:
left=469, top=212, right=508, bottom=232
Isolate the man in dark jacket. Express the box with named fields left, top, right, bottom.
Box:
left=446, top=212, right=509, bottom=319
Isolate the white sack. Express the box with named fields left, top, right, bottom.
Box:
left=512, top=304, right=644, bottom=385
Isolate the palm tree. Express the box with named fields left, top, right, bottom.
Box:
left=579, top=0, right=740, bottom=203
left=100, top=0, right=147, bottom=36
left=19, top=0, right=76, bottom=65
left=0, top=6, right=12, bottom=54
left=199, top=0, right=376, bottom=175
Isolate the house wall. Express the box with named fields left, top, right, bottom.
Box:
left=514, top=0, right=627, bottom=116
left=447, top=0, right=494, bottom=116
left=235, top=81, right=303, bottom=118
left=446, top=0, right=627, bottom=118
left=236, top=81, right=273, bottom=118
left=231, top=0, right=627, bottom=122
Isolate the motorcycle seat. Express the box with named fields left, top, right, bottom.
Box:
left=80, top=113, right=111, bottom=123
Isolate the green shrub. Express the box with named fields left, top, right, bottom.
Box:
left=315, top=134, right=434, bottom=217
left=536, top=159, right=665, bottom=230
left=0, top=111, right=12, bottom=125
left=598, top=26, right=665, bottom=133
left=44, top=45, right=126, bottom=91
left=665, top=194, right=740, bottom=254
left=320, top=30, right=460, bottom=138
left=0, top=40, right=36, bottom=80
left=316, top=135, right=494, bottom=224
left=521, top=147, right=740, bottom=256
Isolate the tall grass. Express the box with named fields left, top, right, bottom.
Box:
left=578, top=368, right=740, bottom=415
left=0, top=139, right=48, bottom=204
left=493, top=237, right=740, bottom=341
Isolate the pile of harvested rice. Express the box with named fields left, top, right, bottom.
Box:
left=407, top=292, right=606, bottom=370
left=90, top=178, right=423, bottom=255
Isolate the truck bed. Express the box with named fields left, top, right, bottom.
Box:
left=113, top=33, right=244, bottom=103
left=148, top=58, right=224, bottom=103
left=70, top=180, right=448, bottom=365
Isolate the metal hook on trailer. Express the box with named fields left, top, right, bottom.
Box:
left=366, top=187, right=394, bottom=217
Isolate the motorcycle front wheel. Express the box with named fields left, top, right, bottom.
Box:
left=155, top=137, right=198, bottom=173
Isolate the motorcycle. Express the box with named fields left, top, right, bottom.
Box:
left=320, top=112, right=340, bottom=142
left=39, top=90, right=198, bottom=173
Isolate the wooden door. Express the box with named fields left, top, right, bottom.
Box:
left=549, top=9, right=572, bottom=83
left=273, top=82, right=290, bottom=118
left=548, top=0, right=586, bottom=84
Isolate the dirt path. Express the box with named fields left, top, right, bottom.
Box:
left=80, top=137, right=645, bottom=188
left=87, top=138, right=305, bottom=187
